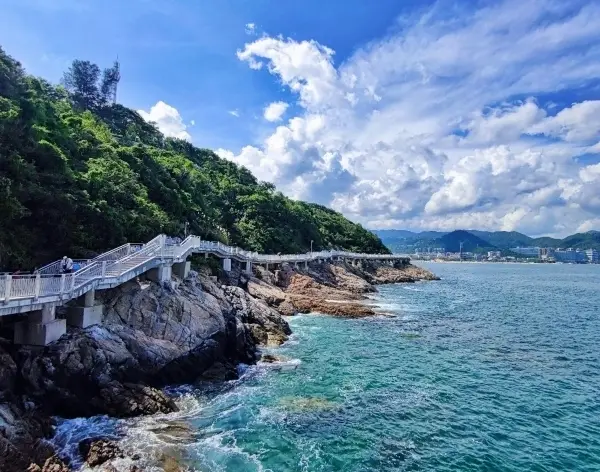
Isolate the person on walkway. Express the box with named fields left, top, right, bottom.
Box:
left=61, top=256, right=74, bottom=274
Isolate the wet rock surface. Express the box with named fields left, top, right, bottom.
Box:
left=79, top=438, right=124, bottom=467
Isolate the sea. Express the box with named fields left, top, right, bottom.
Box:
left=53, top=262, right=600, bottom=471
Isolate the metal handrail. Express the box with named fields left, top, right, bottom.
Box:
left=1, top=233, right=409, bottom=305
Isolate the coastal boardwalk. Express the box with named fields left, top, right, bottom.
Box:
left=0, top=235, right=410, bottom=345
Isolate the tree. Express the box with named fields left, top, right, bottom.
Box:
left=62, top=60, right=101, bottom=110
left=0, top=47, right=390, bottom=270
left=100, top=60, right=120, bottom=105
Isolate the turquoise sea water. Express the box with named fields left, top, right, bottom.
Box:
left=56, top=262, right=600, bottom=471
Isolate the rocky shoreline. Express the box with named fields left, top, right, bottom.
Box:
left=0, top=259, right=437, bottom=472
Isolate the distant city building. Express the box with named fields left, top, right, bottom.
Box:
left=487, top=251, right=501, bottom=258
left=554, top=248, right=587, bottom=263
left=510, top=247, right=540, bottom=257
left=539, top=247, right=555, bottom=261
left=585, top=249, right=599, bottom=263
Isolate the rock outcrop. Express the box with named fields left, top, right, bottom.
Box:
left=250, top=260, right=437, bottom=317
left=3, top=270, right=291, bottom=470
left=20, top=272, right=289, bottom=419
left=79, top=438, right=124, bottom=467
left=0, top=258, right=436, bottom=470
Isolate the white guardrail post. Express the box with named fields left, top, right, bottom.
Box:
left=34, top=273, right=41, bottom=300
left=3, top=275, right=12, bottom=302
left=59, top=274, right=66, bottom=295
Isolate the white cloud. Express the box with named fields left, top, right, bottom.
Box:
left=245, top=22, right=256, bottom=35
left=223, top=0, right=600, bottom=236
left=263, top=101, right=289, bottom=122
left=229, top=109, right=240, bottom=117
left=190, top=119, right=195, bottom=126
left=528, top=101, right=600, bottom=142
left=138, top=101, right=191, bottom=141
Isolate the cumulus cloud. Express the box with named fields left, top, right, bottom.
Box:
left=229, top=109, right=240, bottom=117
left=223, top=0, right=600, bottom=236
left=263, top=101, right=289, bottom=122
left=245, top=22, right=256, bottom=35
left=138, top=101, right=191, bottom=141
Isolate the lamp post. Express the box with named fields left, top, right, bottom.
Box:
left=310, top=240, right=313, bottom=257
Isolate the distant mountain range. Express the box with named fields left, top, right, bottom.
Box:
left=373, top=229, right=600, bottom=254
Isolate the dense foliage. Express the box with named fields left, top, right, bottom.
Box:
left=0, top=47, right=387, bottom=270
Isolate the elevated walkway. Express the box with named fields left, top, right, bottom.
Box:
left=0, top=234, right=409, bottom=344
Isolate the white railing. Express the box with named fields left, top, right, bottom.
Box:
left=0, top=234, right=409, bottom=307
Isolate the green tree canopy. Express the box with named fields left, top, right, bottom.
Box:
left=0, top=48, right=388, bottom=270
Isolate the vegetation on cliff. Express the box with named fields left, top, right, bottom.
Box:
left=0, top=47, right=387, bottom=270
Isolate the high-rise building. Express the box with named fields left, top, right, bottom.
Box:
left=585, top=249, right=599, bottom=263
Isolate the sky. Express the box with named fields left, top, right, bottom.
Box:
left=1, top=0, right=600, bottom=237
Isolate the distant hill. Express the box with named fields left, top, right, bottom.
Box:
left=435, top=230, right=497, bottom=253
left=374, top=228, right=600, bottom=253
left=467, top=230, right=533, bottom=248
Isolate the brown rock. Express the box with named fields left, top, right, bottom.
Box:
left=284, top=274, right=364, bottom=301
left=40, top=455, right=70, bottom=472
left=290, top=296, right=376, bottom=318
left=79, top=438, right=124, bottom=467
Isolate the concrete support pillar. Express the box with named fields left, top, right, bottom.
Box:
left=173, top=260, right=191, bottom=279
left=223, top=258, right=232, bottom=272
left=14, top=305, right=66, bottom=346
left=147, top=264, right=172, bottom=283
left=265, top=263, right=269, bottom=271
left=294, top=262, right=299, bottom=270
left=304, top=261, right=308, bottom=270
left=204, top=252, right=209, bottom=259
left=244, top=261, right=252, bottom=275
left=68, top=288, right=103, bottom=328
left=67, top=305, right=103, bottom=328
left=83, top=289, right=95, bottom=308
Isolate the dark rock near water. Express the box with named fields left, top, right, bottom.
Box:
left=18, top=272, right=289, bottom=418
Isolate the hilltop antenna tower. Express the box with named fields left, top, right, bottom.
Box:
left=112, top=56, right=121, bottom=105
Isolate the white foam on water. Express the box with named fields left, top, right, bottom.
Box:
left=190, top=429, right=269, bottom=472
left=402, top=286, right=424, bottom=292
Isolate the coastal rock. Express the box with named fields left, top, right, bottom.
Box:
left=79, top=438, right=124, bottom=467
left=284, top=273, right=365, bottom=301
left=19, top=272, right=290, bottom=418
left=37, top=455, right=70, bottom=472
left=0, top=341, right=17, bottom=393
left=19, top=326, right=177, bottom=418
left=252, top=260, right=437, bottom=318
left=290, top=296, right=376, bottom=318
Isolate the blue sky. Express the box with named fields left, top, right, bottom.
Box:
left=2, top=0, right=600, bottom=236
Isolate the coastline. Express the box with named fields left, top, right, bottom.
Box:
left=0, top=259, right=437, bottom=472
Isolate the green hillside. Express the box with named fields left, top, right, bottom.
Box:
left=375, top=229, right=600, bottom=254
left=434, top=230, right=497, bottom=253
left=0, top=48, right=387, bottom=270
left=467, top=230, right=533, bottom=248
